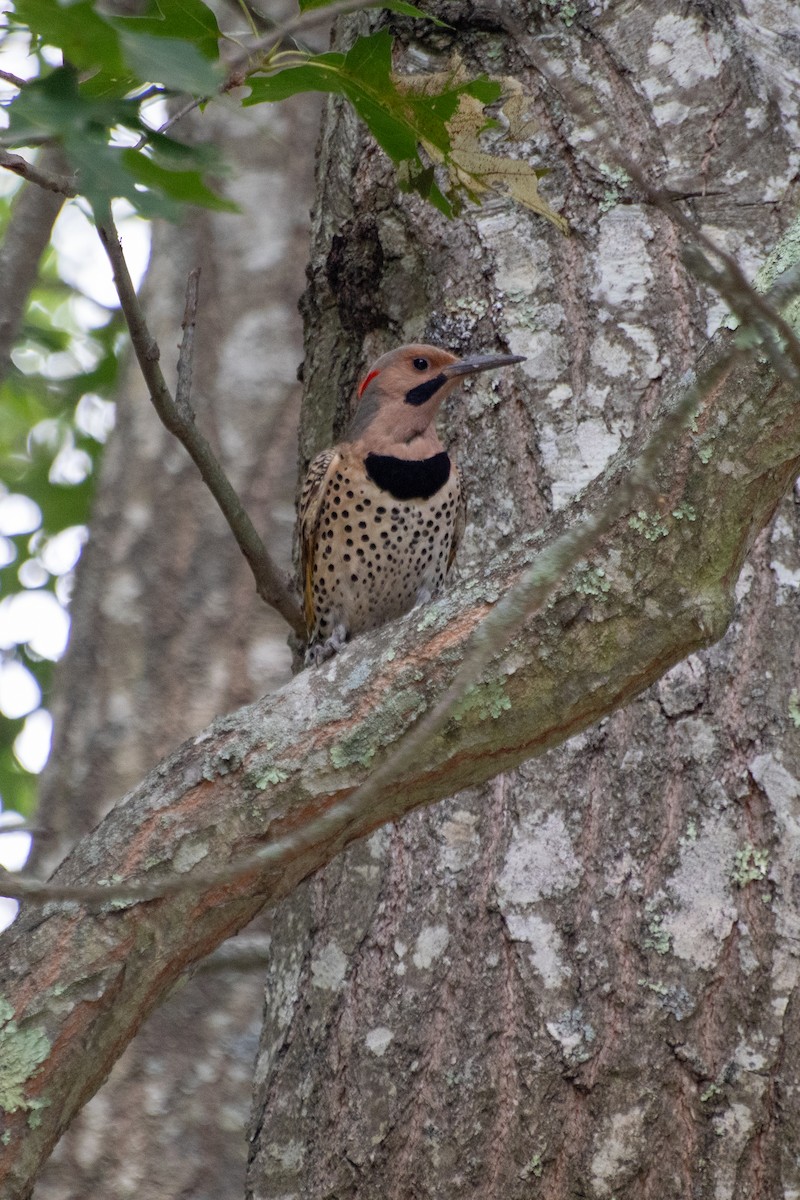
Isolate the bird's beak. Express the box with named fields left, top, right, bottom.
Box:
left=442, top=353, right=526, bottom=378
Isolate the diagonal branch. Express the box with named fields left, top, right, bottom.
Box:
left=0, top=339, right=739, bottom=907
left=94, top=208, right=305, bottom=637
left=0, top=148, right=77, bottom=198
left=2, top=214, right=800, bottom=1198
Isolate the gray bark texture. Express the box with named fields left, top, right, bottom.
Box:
left=248, top=4, right=800, bottom=1199
left=28, top=87, right=318, bottom=1198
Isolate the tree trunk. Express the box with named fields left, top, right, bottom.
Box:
left=248, top=5, right=800, bottom=1199
left=30, top=84, right=319, bottom=1199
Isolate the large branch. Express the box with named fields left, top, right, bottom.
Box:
left=1, top=221, right=800, bottom=1195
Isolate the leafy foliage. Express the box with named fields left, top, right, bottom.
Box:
left=0, top=199, right=122, bottom=814
left=2, top=0, right=565, bottom=228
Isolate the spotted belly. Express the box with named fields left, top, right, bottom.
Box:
left=309, top=460, right=462, bottom=643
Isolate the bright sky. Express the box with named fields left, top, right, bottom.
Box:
left=0, top=29, right=153, bottom=926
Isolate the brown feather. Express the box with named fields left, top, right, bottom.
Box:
left=298, top=448, right=339, bottom=634
left=448, top=478, right=466, bottom=572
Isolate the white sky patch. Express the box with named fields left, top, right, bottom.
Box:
left=0, top=494, right=41, bottom=536
left=52, top=201, right=151, bottom=308
left=76, top=393, right=116, bottom=443
left=14, top=708, right=53, bottom=774
left=0, top=591, right=70, bottom=659
left=0, top=35, right=152, bottom=807
left=0, top=660, right=41, bottom=718
left=0, top=811, right=32, bottom=931
left=39, top=526, right=88, bottom=576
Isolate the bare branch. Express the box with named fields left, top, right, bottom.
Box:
left=0, top=149, right=77, bottom=197
left=94, top=209, right=305, bottom=636
left=153, top=0, right=382, bottom=140
left=176, top=267, right=201, bottom=412
left=0, top=69, right=27, bottom=90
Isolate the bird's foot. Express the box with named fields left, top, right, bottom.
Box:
left=413, top=586, right=433, bottom=608
left=305, top=623, right=348, bottom=667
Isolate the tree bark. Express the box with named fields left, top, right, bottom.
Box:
left=247, top=5, right=800, bottom=1199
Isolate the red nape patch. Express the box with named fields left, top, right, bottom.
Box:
left=358, top=369, right=380, bottom=398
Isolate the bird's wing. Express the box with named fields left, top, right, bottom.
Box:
left=448, top=468, right=466, bottom=573
left=299, top=448, right=340, bottom=634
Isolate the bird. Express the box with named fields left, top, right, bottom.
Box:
left=299, top=343, right=525, bottom=665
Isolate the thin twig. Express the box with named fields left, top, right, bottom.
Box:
left=94, top=207, right=305, bottom=636
left=0, top=69, right=27, bottom=90
left=0, top=149, right=77, bottom=197
left=152, top=0, right=382, bottom=142
left=176, top=268, right=201, bottom=411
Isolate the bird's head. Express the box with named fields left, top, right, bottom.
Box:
left=346, top=343, right=525, bottom=456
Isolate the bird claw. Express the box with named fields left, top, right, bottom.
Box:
left=305, top=623, right=348, bottom=667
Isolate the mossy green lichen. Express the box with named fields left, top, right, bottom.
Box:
left=643, top=901, right=671, bottom=955
left=255, top=767, right=290, bottom=790
left=330, top=734, right=377, bottom=770
left=598, top=163, right=630, bottom=213
left=574, top=566, right=611, bottom=599
left=629, top=510, right=669, bottom=541
left=452, top=679, right=511, bottom=722
left=638, top=978, right=669, bottom=997
left=754, top=213, right=800, bottom=326
left=416, top=604, right=446, bottom=632
left=520, top=1150, right=545, bottom=1180
left=672, top=503, right=697, bottom=522
left=540, top=0, right=577, bottom=25
left=0, top=997, right=50, bottom=1115
left=731, top=844, right=769, bottom=887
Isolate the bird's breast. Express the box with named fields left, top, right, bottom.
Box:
left=363, top=451, right=451, bottom=500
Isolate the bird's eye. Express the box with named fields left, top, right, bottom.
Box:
left=412, top=357, right=429, bottom=371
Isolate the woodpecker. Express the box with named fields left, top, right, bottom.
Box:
left=299, top=343, right=525, bottom=664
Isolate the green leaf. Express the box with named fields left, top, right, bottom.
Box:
left=14, top=0, right=126, bottom=74
left=114, top=0, right=221, bottom=60
left=5, top=67, right=142, bottom=148
left=62, top=136, right=179, bottom=219
left=244, top=58, right=344, bottom=103
left=245, top=32, right=427, bottom=163
left=122, top=149, right=238, bottom=212
left=117, top=30, right=222, bottom=93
